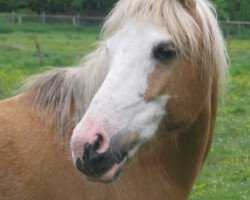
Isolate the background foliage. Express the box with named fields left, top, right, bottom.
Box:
left=213, top=0, right=250, bottom=20
left=0, top=0, right=117, bottom=15
left=0, top=0, right=249, bottom=20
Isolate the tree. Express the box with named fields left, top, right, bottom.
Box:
left=213, top=0, right=250, bottom=20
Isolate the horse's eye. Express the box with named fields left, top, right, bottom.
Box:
left=153, top=42, right=177, bottom=63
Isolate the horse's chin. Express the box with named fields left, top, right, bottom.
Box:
left=86, top=163, right=122, bottom=183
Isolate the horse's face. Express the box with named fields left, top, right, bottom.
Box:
left=70, top=20, right=209, bottom=182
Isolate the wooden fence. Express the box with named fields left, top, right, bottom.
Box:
left=220, top=19, right=250, bottom=38
left=0, top=13, right=250, bottom=38
left=0, top=12, right=103, bottom=26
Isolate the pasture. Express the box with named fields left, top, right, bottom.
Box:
left=0, top=21, right=249, bottom=199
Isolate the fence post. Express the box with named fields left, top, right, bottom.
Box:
left=11, top=11, right=15, bottom=23
left=34, top=33, right=43, bottom=66
left=42, top=12, right=46, bottom=24
left=18, top=15, right=22, bottom=25
left=76, top=13, right=80, bottom=27
left=238, top=23, right=241, bottom=38
left=72, top=16, right=77, bottom=27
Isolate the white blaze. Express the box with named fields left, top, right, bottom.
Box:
left=72, top=21, right=171, bottom=156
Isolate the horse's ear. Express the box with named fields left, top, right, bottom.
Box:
left=179, top=0, right=196, bottom=10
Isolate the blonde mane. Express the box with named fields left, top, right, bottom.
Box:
left=25, top=0, right=228, bottom=135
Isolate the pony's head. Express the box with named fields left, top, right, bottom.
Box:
left=70, top=0, right=228, bottom=182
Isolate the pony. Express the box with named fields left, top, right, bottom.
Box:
left=0, top=0, right=228, bottom=199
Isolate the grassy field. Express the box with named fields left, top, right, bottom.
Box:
left=0, top=21, right=249, bottom=199
left=0, top=20, right=101, bottom=99
left=190, top=39, right=250, bottom=199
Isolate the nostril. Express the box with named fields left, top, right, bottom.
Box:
left=93, top=134, right=104, bottom=151
left=84, top=142, right=99, bottom=160
left=84, top=143, right=92, bottom=157
left=93, top=132, right=110, bottom=154
left=83, top=133, right=108, bottom=159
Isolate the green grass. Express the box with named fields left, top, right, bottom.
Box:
left=190, top=40, right=250, bottom=199
left=0, top=22, right=249, bottom=199
left=0, top=20, right=101, bottom=99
